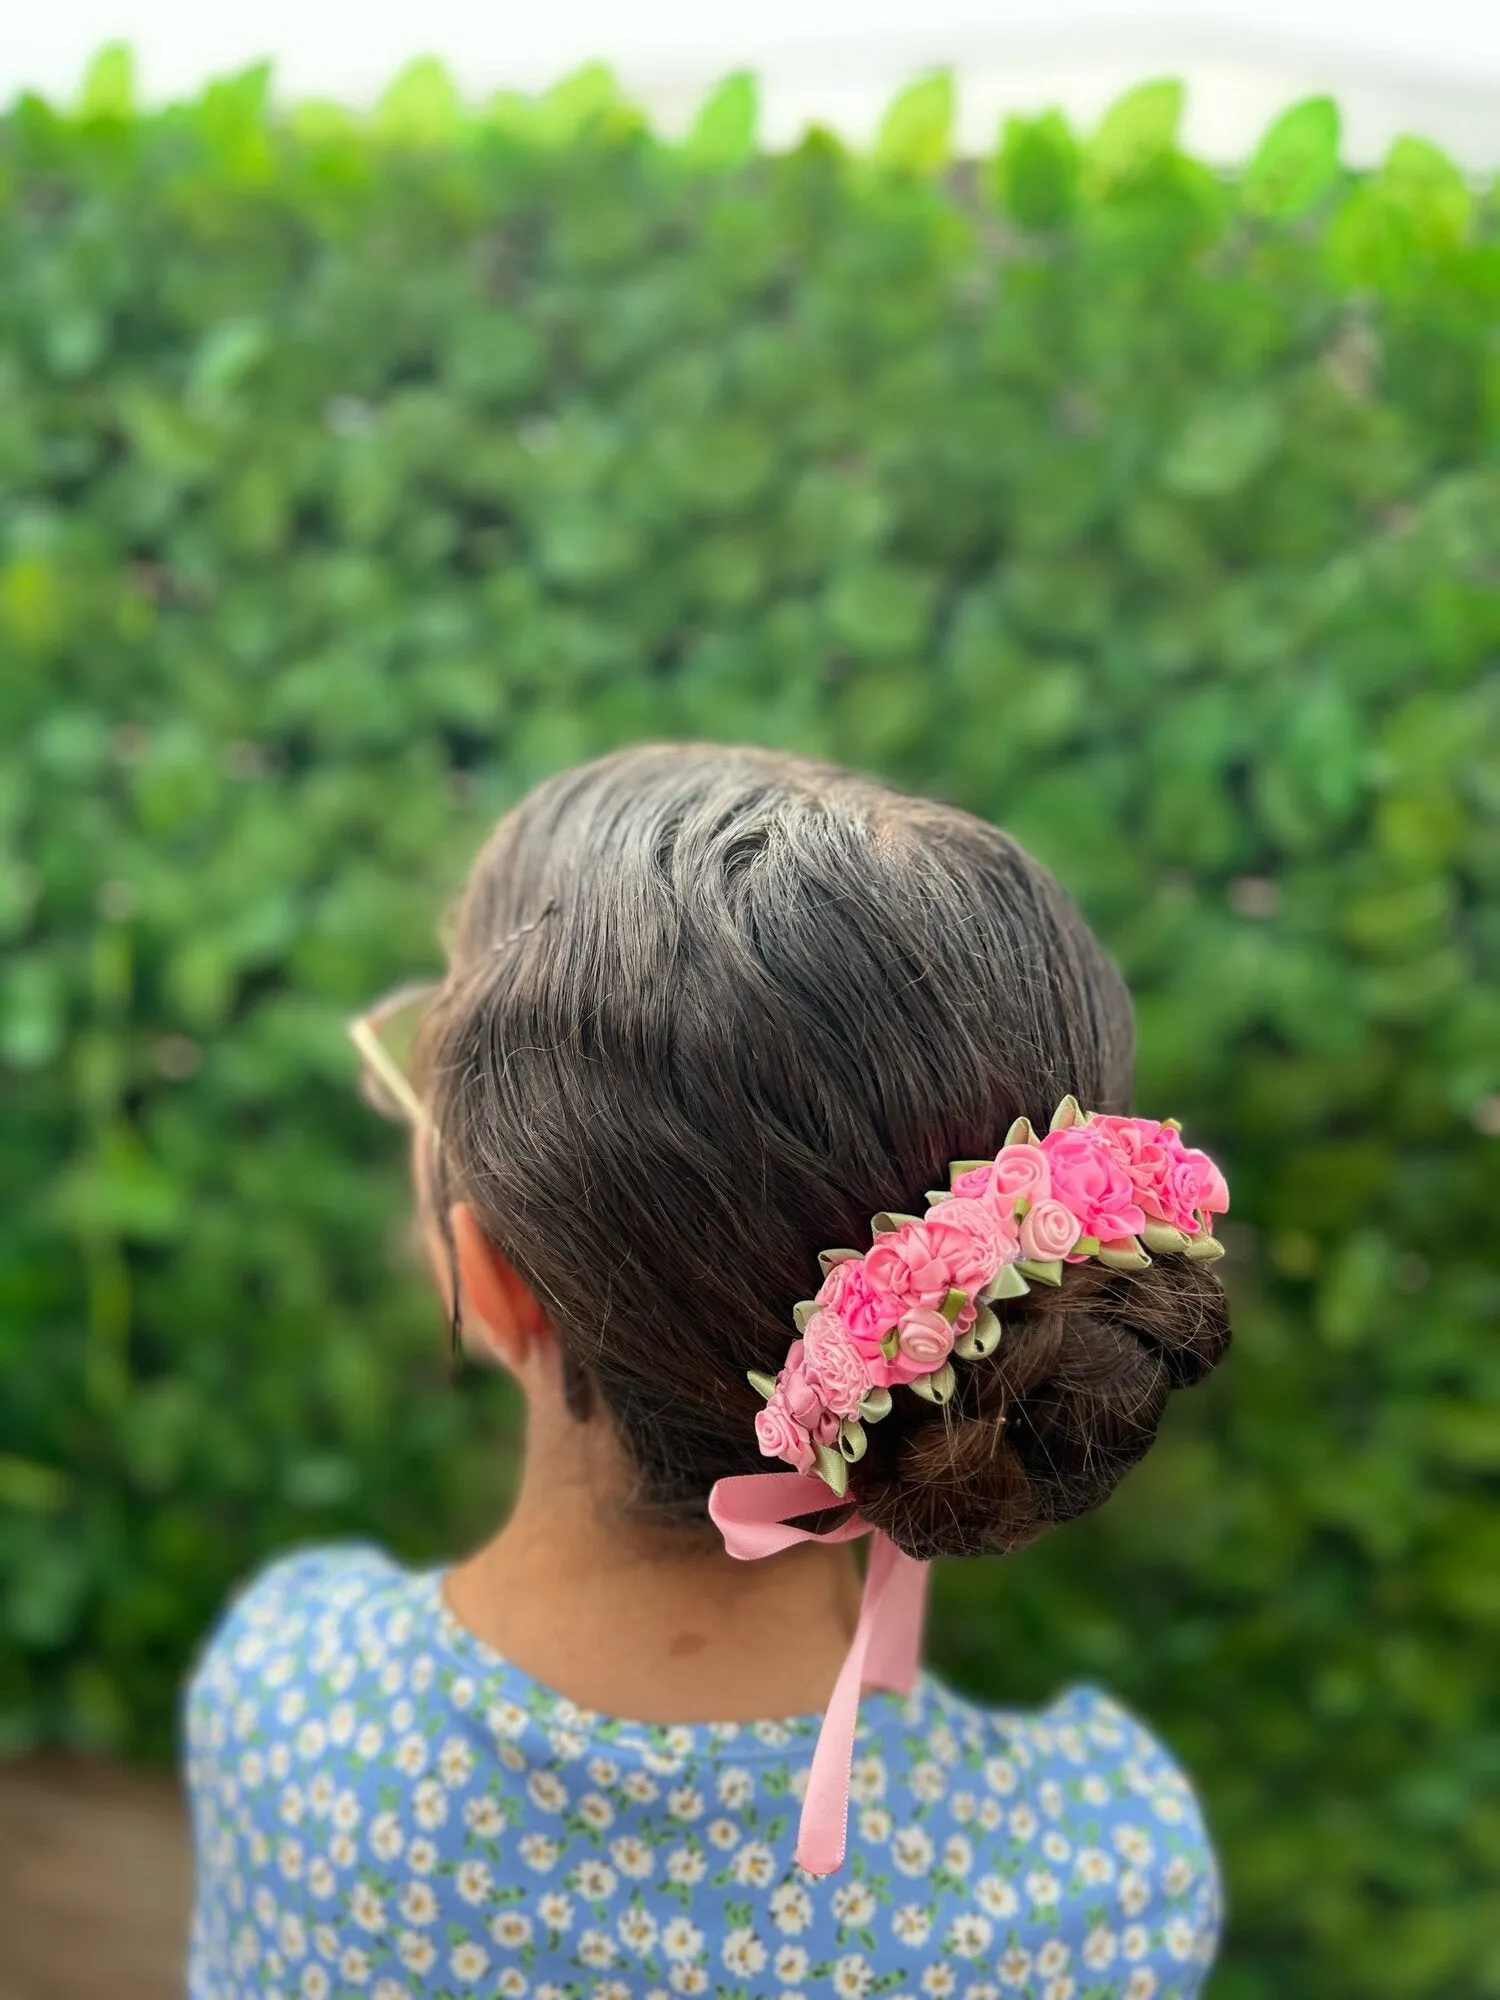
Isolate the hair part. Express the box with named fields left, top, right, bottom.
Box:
left=417, top=743, right=1229, bottom=1558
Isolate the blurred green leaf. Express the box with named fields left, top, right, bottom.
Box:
left=1242, top=97, right=1341, bottom=216
left=874, top=70, right=954, bottom=175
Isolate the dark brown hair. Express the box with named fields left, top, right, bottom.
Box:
left=418, top=743, right=1229, bottom=1561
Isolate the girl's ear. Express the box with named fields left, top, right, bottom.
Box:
left=449, top=1202, right=550, bottom=1376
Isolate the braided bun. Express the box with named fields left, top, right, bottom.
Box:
left=851, top=1257, right=1230, bottom=1561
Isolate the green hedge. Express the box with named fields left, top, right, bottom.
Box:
left=1, top=52, right=1497, bottom=1997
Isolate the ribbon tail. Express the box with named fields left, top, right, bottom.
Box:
left=795, top=1534, right=928, bottom=1877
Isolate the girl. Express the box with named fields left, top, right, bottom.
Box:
left=185, top=744, right=1231, bottom=2000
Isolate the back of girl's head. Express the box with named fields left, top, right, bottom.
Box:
left=419, top=743, right=1229, bottom=1560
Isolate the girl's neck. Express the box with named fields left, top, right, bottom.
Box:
left=443, top=1412, right=864, bottom=1724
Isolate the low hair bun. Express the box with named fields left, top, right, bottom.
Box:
left=849, top=1257, right=1231, bottom=1562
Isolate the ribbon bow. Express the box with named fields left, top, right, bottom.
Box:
left=707, top=1470, right=929, bottom=1876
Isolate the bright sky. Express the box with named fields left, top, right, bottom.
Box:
left=5, top=0, right=1499, bottom=161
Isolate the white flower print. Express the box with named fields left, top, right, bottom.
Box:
left=668, top=1966, right=708, bottom=1995
left=519, top=1832, right=559, bottom=1872
left=408, top=1777, right=447, bottom=1831
left=1076, top=1844, right=1113, bottom=1885
left=437, top=1736, right=473, bottom=1787
left=328, top=1831, right=356, bottom=1870
left=833, top=1951, right=875, bottom=1997
left=449, top=1941, right=489, bottom=1984
left=1042, top=1979, right=1075, bottom=2000
left=891, top=1903, right=931, bottom=1946
left=300, top=1963, right=330, bottom=1999
left=527, top=1771, right=568, bottom=1813
left=571, top=1858, right=618, bottom=1900
left=666, top=1846, right=707, bottom=1886
left=487, top=1700, right=528, bottom=1740
left=722, top=1926, right=768, bottom=1976
left=537, top=1890, right=574, bottom=1932
left=920, top=1966, right=957, bottom=1997
left=770, top=1882, right=813, bottom=1933
left=338, top=1946, right=371, bottom=1985
left=1165, top=1915, right=1201, bottom=1960
left=622, top=1770, right=659, bottom=1803
left=943, top=1833, right=973, bottom=1877
left=975, top=1875, right=1018, bottom=1920
left=860, top=1806, right=893, bottom=1843
left=976, top=1797, right=1002, bottom=1832
left=910, top=1761, right=947, bottom=1804
left=490, top=1909, right=533, bottom=1949
left=1036, top=1939, right=1070, bottom=1976
left=997, top=1947, right=1032, bottom=1989
left=717, top=1766, right=754, bottom=1808
left=399, top=1881, right=438, bottom=1927
left=732, top=1839, right=775, bottom=1887
left=1164, top=1852, right=1196, bottom=1894
left=661, top=1916, right=705, bottom=1961
left=1083, top=1925, right=1117, bottom=1969
left=279, top=1785, right=305, bottom=1826
left=278, top=1837, right=305, bottom=1883
left=667, top=1785, right=704, bottom=1820
left=279, top=1913, right=307, bottom=1960
left=1118, top=1868, right=1151, bottom=1917
left=950, top=1789, right=976, bottom=1823
left=1122, top=1922, right=1150, bottom=1959
left=394, top=1734, right=428, bottom=1779
left=849, top=1755, right=887, bottom=1805
left=353, top=1721, right=382, bottom=1760
left=587, top=1755, right=619, bottom=1786
left=306, top=1857, right=335, bottom=1900
left=577, top=1927, right=615, bottom=1967
left=1113, top=1823, right=1155, bottom=1868
left=945, top=1912, right=991, bottom=1957
left=578, top=1791, right=614, bottom=1831
left=1038, top=1778, right=1064, bottom=1818
left=775, top=1942, right=810, bottom=1982
left=618, top=1905, right=659, bottom=1953
left=892, top=1825, right=935, bottom=1876
left=610, top=1835, right=654, bottom=1880
left=983, top=1757, right=1016, bottom=1795
left=832, top=1879, right=877, bottom=1926
left=1041, top=1829, right=1071, bottom=1865
left=1025, top=1869, right=1060, bottom=1907
left=463, top=1795, right=505, bottom=1838
left=406, top=1836, right=438, bottom=1874
left=296, top=1719, right=327, bottom=1761
left=1009, top=1804, right=1038, bottom=1843
left=397, top=1930, right=436, bottom=1974
left=1126, top=1971, right=1159, bottom=2000
left=455, top=1859, right=492, bottom=1904
left=707, top=1817, right=739, bottom=1849
left=496, top=1973, right=527, bottom=1999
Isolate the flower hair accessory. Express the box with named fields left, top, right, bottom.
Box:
left=747, top=1098, right=1229, bottom=1496
left=708, top=1099, right=1229, bottom=1879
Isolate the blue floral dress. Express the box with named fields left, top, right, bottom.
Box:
left=184, top=1546, right=1221, bottom=2000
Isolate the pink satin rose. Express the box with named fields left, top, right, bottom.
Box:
left=1087, top=1115, right=1177, bottom=1222
left=801, top=1308, right=872, bottom=1420
left=1165, top=1143, right=1230, bottom=1231
left=778, top=1340, right=842, bottom=1445
left=1038, top=1127, right=1147, bottom=1242
left=865, top=1307, right=955, bottom=1388
left=922, top=1196, right=1018, bottom=1294
left=754, top=1395, right=814, bottom=1473
left=989, top=1144, right=1051, bottom=1212
left=1018, top=1196, right=1081, bottom=1262
left=863, top=1221, right=952, bottom=1317
left=815, top=1257, right=901, bottom=1351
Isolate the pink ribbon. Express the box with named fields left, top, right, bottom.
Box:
left=708, top=1470, right=929, bottom=1876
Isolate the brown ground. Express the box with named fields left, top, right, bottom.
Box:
left=0, top=1759, right=190, bottom=2000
